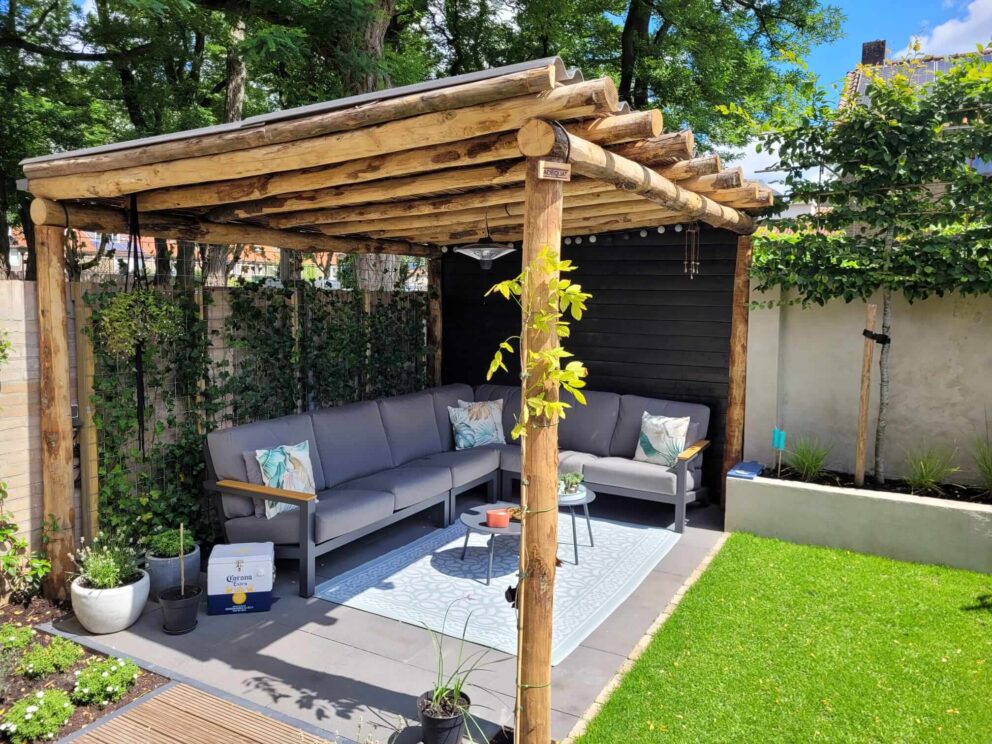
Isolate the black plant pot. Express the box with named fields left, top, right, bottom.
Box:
left=418, top=691, right=470, bottom=744
left=159, top=585, right=202, bottom=635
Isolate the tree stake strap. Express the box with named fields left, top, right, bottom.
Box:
left=863, top=329, right=891, bottom=345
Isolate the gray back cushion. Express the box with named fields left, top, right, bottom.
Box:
left=430, top=384, right=475, bottom=450
left=557, top=389, right=620, bottom=457
left=311, top=401, right=394, bottom=487
left=610, top=395, right=711, bottom=458
left=207, top=414, right=325, bottom=518
left=474, top=384, right=521, bottom=441
left=378, top=391, right=444, bottom=465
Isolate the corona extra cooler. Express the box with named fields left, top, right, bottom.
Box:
left=207, top=543, right=274, bottom=615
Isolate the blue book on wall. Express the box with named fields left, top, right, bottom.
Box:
left=727, top=461, right=764, bottom=480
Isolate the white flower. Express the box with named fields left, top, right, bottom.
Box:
left=101, top=700, right=108, bottom=706
left=101, top=671, right=109, bottom=677
left=132, top=673, right=138, bottom=679
left=24, top=713, right=32, bottom=720
left=6, top=724, right=15, bottom=732
left=35, top=691, right=44, bottom=699
left=25, top=705, right=37, bottom=713
left=74, top=670, right=80, bottom=676
left=82, top=688, right=89, bottom=694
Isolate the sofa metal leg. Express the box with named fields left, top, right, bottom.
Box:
left=443, top=493, right=452, bottom=527
left=674, top=499, right=686, bottom=534
left=487, top=475, right=498, bottom=504
left=501, top=473, right=514, bottom=502
left=298, top=501, right=316, bottom=598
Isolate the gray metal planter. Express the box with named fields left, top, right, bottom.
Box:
left=146, top=543, right=201, bottom=601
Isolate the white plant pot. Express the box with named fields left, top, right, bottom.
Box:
left=70, top=570, right=150, bottom=635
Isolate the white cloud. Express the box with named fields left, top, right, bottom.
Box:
left=725, top=142, right=786, bottom=188
left=897, top=0, right=992, bottom=57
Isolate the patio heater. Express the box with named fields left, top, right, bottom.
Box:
left=452, top=210, right=517, bottom=269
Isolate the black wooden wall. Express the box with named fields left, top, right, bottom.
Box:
left=441, top=225, right=738, bottom=491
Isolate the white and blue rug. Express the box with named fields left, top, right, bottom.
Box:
left=314, top=514, right=680, bottom=665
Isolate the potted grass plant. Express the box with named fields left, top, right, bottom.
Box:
left=145, top=526, right=200, bottom=601
left=157, top=525, right=201, bottom=635
left=418, top=602, right=491, bottom=744
left=70, top=535, right=148, bottom=634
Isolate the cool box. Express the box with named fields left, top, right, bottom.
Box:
left=207, top=542, right=274, bottom=615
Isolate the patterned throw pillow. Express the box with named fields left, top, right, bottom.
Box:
left=448, top=399, right=505, bottom=450
left=633, top=412, right=691, bottom=468
left=254, top=441, right=316, bottom=520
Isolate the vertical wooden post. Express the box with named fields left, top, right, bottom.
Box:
left=854, top=304, right=877, bottom=487
left=427, top=255, right=443, bottom=386
left=515, top=157, right=564, bottom=744
left=70, top=282, right=99, bottom=539
left=722, top=234, right=752, bottom=504
left=36, top=225, right=76, bottom=600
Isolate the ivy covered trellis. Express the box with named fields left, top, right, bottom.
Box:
left=84, top=281, right=430, bottom=542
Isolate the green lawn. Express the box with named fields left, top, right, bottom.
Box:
left=577, top=533, right=992, bottom=743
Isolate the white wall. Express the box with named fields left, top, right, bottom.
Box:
left=744, top=285, right=992, bottom=485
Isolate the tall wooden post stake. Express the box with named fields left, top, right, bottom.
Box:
left=36, top=224, right=76, bottom=599
left=514, top=155, right=564, bottom=744
left=854, top=303, right=877, bottom=487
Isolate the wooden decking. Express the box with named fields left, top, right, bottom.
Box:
left=74, top=683, right=329, bottom=743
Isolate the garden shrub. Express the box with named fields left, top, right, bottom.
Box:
left=19, top=637, right=84, bottom=678
left=145, top=528, right=195, bottom=558
left=72, top=657, right=140, bottom=707
left=0, top=624, right=35, bottom=653
left=784, top=437, right=831, bottom=482
left=73, top=535, right=140, bottom=589
left=904, top=446, right=960, bottom=495
left=0, top=689, right=74, bottom=744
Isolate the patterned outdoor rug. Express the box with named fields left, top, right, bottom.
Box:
left=314, top=513, right=680, bottom=665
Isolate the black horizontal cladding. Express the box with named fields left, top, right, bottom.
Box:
left=441, top=225, right=740, bottom=494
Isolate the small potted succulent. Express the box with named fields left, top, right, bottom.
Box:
left=145, top=526, right=200, bottom=601
left=418, top=602, right=489, bottom=744
left=70, top=535, right=148, bottom=634
left=558, top=472, right=585, bottom=497
left=157, top=524, right=202, bottom=635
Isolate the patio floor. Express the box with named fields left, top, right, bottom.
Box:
left=52, top=492, right=724, bottom=743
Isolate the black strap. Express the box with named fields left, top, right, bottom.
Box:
left=863, top=329, right=891, bottom=345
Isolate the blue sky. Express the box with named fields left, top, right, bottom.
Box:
left=738, top=0, right=992, bottom=180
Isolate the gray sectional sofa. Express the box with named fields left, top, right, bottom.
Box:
left=206, top=383, right=709, bottom=597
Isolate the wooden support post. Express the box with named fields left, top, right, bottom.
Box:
left=36, top=225, right=76, bottom=599
left=854, top=304, right=878, bottom=487
left=515, top=155, right=565, bottom=744
left=70, top=283, right=99, bottom=539
left=427, top=255, right=443, bottom=386
left=722, top=235, right=752, bottom=504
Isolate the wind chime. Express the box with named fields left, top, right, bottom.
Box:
left=125, top=194, right=150, bottom=455
left=683, top=221, right=701, bottom=279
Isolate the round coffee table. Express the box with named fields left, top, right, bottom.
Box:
left=559, top=488, right=596, bottom=565
left=459, top=502, right=521, bottom=585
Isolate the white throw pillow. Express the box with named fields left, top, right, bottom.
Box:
left=633, top=412, right=690, bottom=468
left=254, top=441, right=316, bottom=519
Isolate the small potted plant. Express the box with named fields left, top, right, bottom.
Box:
left=70, top=535, right=148, bottom=634
left=559, top=472, right=585, bottom=498
left=157, top=524, right=202, bottom=635
left=418, top=601, right=490, bottom=744
left=145, top=526, right=200, bottom=601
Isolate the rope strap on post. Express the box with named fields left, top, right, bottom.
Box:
left=863, top=329, right=891, bottom=345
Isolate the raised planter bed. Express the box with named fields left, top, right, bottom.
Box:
left=725, top=476, right=992, bottom=574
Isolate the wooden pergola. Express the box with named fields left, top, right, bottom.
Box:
left=22, top=57, right=765, bottom=743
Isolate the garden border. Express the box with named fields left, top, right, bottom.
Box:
left=726, top=476, right=992, bottom=574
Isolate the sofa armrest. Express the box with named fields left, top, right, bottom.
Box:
left=676, top=439, right=710, bottom=464
left=212, top=479, right=317, bottom=505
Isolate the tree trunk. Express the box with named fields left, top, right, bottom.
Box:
left=204, top=244, right=229, bottom=286
left=224, top=19, right=247, bottom=124
left=619, top=0, right=651, bottom=106
left=0, top=179, right=11, bottom=278
left=18, top=194, right=36, bottom=281
left=154, top=237, right=172, bottom=285
left=278, top=249, right=301, bottom=282
left=176, top=239, right=196, bottom=289
left=873, top=287, right=892, bottom=484
left=353, top=0, right=401, bottom=290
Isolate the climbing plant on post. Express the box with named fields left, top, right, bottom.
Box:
left=487, top=160, right=591, bottom=743
left=754, top=49, right=992, bottom=483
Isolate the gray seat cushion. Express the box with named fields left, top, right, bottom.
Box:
left=558, top=389, right=620, bottom=457
left=430, top=384, right=475, bottom=450
left=584, top=457, right=697, bottom=497
left=488, top=445, right=598, bottom=476
left=311, top=401, right=394, bottom=487
left=610, top=395, right=710, bottom=458
left=378, top=392, right=444, bottom=465
left=405, top=448, right=499, bottom=488
left=343, top=466, right=451, bottom=510
left=207, top=414, right=325, bottom=518
left=484, top=443, right=521, bottom=473
left=223, top=488, right=395, bottom=545
left=474, top=384, right=522, bottom=441
left=559, top=450, right=600, bottom=474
